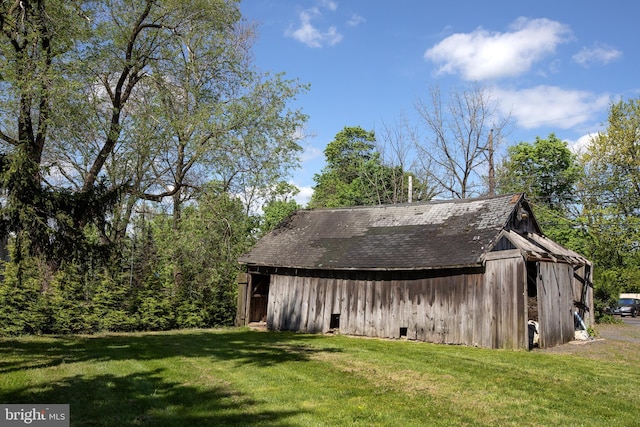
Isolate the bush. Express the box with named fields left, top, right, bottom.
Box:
left=47, top=264, right=94, bottom=334
left=595, top=314, right=622, bottom=325
left=0, top=250, right=49, bottom=336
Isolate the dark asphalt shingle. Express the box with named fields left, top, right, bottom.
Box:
left=239, top=193, right=525, bottom=270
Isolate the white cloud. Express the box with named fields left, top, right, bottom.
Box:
left=321, top=0, right=338, bottom=11
left=293, top=185, right=314, bottom=207
left=493, top=85, right=610, bottom=129
left=573, top=43, right=622, bottom=67
left=300, top=144, right=323, bottom=162
left=567, top=132, right=599, bottom=154
left=347, top=14, right=365, bottom=27
left=286, top=4, right=343, bottom=48
left=425, top=17, right=572, bottom=80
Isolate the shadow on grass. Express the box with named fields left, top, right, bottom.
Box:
left=3, top=368, right=303, bottom=426
left=0, top=329, right=341, bottom=426
left=0, top=328, right=342, bottom=374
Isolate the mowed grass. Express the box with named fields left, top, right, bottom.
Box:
left=1, top=327, right=639, bottom=426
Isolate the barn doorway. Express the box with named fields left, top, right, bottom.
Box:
left=526, top=262, right=538, bottom=321
left=249, top=274, right=270, bottom=323
left=526, top=261, right=539, bottom=349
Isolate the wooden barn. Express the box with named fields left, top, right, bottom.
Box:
left=237, top=193, right=593, bottom=350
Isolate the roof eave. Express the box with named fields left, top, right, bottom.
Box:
left=240, top=261, right=485, bottom=272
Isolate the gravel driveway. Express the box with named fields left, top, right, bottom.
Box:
left=536, top=319, right=640, bottom=362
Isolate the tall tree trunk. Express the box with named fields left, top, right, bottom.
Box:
left=172, top=189, right=184, bottom=292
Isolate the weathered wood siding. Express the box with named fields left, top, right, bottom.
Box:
left=536, top=262, right=575, bottom=348
left=484, top=256, right=527, bottom=349
left=266, top=256, right=527, bottom=349
left=573, top=264, right=594, bottom=326
left=235, top=273, right=250, bottom=326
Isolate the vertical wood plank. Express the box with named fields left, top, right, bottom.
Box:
left=347, top=278, right=359, bottom=335
left=379, top=277, right=390, bottom=337
left=281, top=275, right=292, bottom=330
left=307, top=277, right=318, bottom=333
left=356, top=280, right=367, bottom=335
left=340, top=278, right=350, bottom=334
left=388, top=280, right=398, bottom=338
left=365, top=275, right=375, bottom=337
left=269, top=275, right=281, bottom=330
left=300, top=276, right=310, bottom=331
left=314, top=278, right=327, bottom=333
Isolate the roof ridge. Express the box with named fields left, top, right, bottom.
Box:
left=306, top=193, right=524, bottom=212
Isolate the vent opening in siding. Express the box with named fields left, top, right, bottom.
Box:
left=330, top=314, right=340, bottom=330
left=399, top=327, right=408, bottom=338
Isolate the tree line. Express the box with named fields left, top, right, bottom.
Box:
left=0, top=1, right=637, bottom=335
left=310, top=94, right=640, bottom=320
left=0, top=0, right=306, bottom=334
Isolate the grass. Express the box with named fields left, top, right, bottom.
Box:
left=1, top=327, right=639, bottom=426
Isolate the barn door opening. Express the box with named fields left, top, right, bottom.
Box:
left=526, top=261, right=539, bottom=349
left=250, top=274, right=270, bottom=323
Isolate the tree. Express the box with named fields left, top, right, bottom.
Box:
left=111, top=14, right=307, bottom=290
left=259, top=182, right=301, bottom=235
left=152, top=184, right=253, bottom=327
left=582, top=98, right=640, bottom=211
left=0, top=0, right=307, bottom=273
left=494, top=133, right=585, bottom=250
left=310, top=126, right=420, bottom=208
left=414, top=83, right=511, bottom=198
left=579, top=98, right=640, bottom=308
left=0, top=0, right=113, bottom=270
left=0, top=239, right=48, bottom=335
left=310, top=126, right=375, bottom=207
left=0, top=1, right=308, bottom=334
left=378, top=115, right=438, bottom=202
left=496, top=133, right=581, bottom=208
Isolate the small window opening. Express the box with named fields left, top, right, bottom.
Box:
left=330, top=314, right=340, bottom=330
left=399, top=327, right=408, bottom=338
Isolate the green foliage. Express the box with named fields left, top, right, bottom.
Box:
left=583, top=99, right=640, bottom=209
left=0, top=183, right=252, bottom=336
left=524, top=202, right=589, bottom=253
left=47, top=263, right=93, bottom=334
left=310, top=126, right=376, bottom=207
left=310, top=126, right=420, bottom=208
left=495, top=133, right=587, bottom=252
left=0, top=0, right=118, bottom=267
left=136, top=287, right=174, bottom=331
left=261, top=199, right=300, bottom=233
left=129, top=227, right=174, bottom=331
left=0, top=240, right=48, bottom=335
left=90, top=272, right=138, bottom=333
left=578, top=98, right=640, bottom=318
left=0, top=0, right=306, bottom=336
left=595, top=314, right=622, bottom=325
left=259, top=182, right=301, bottom=234
left=152, top=186, right=253, bottom=328
left=129, top=224, right=174, bottom=330
left=496, top=133, right=580, bottom=208
left=173, top=300, right=207, bottom=329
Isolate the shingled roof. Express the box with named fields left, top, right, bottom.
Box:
left=239, top=193, right=539, bottom=271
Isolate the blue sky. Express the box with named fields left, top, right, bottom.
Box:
left=240, top=1, right=640, bottom=206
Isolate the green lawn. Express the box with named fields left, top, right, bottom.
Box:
left=1, top=327, right=639, bottom=426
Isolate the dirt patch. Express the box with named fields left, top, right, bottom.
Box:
left=535, top=323, right=640, bottom=364
left=595, top=322, right=640, bottom=343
